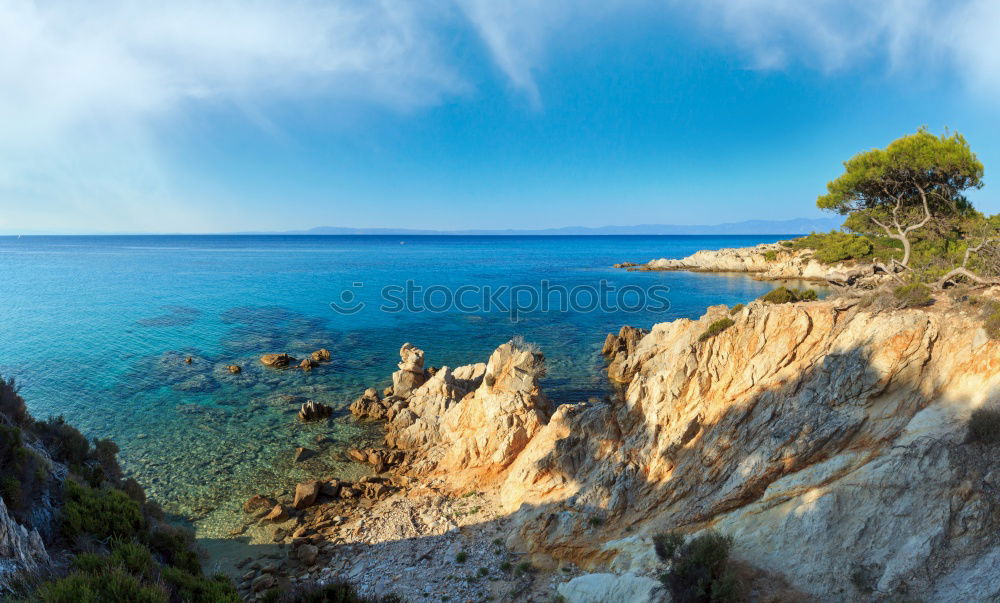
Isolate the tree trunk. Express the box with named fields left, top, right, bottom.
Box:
left=899, top=235, right=911, bottom=267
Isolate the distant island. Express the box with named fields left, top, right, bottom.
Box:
left=255, top=217, right=844, bottom=236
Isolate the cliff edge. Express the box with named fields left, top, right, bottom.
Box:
left=357, top=294, right=1000, bottom=600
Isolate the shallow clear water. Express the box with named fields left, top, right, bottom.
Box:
left=0, top=234, right=811, bottom=534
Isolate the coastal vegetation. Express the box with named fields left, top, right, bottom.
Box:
left=655, top=531, right=741, bottom=603
left=0, top=376, right=238, bottom=602
left=759, top=287, right=818, bottom=304
left=805, top=127, right=1000, bottom=287
left=698, top=318, right=734, bottom=341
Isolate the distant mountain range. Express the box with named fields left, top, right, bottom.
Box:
left=271, top=217, right=843, bottom=236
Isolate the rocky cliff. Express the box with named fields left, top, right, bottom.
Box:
left=623, top=242, right=884, bottom=287
left=361, top=295, right=1000, bottom=600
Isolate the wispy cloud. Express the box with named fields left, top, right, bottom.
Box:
left=683, top=0, right=1000, bottom=94
left=0, top=0, right=466, bottom=231
left=1, top=0, right=999, bottom=231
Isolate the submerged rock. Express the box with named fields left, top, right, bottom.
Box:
left=299, top=358, right=315, bottom=371
left=311, top=348, right=331, bottom=362
left=293, top=447, right=315, bottom=462
left=226, top=364, right=242, bottom=374
left=243, top=494, right=274, bottom=514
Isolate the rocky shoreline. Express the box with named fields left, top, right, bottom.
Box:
left=225, top=287, right=1000, bottom=601
left=617, top=241, right=888, bottom=287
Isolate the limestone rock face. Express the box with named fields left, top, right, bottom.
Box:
left=366, top=339, right=545, bottom=486
left=392, top=343, right=427, bottom=397
left=601, top=325, right=649, bottom=383
left=497, top=298, right=1000, bottom=599
left=631, top=242, right=884, bottom=286
left=556, top=572, right=664, bottom=603
left=0, top=497, right=48, bottom=580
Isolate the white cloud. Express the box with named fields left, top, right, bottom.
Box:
left=683, top=0, right=1000, bottom=96
left=0, top=0, right=467, bottom=231
left=1, top=0, right=999, bottom=231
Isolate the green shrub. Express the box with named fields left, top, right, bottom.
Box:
left=1, top=475, right=22, bottom=510
left=659, top=531, right=742, bottom=603
left=728, top=304, right=744, bottom=315
left=70, top=553, right=106, bottom=573
left=653, top=532, right=685, bottom=562
left=969, top=408, right=1000, bottom=444
left=763, top=250, right=778, bottom=262
left=0, top=376, right=28, bottom=425
left=262, top=579, right=400, bottom=602
left=37, top=567, right=168, bottom=603
left=111, top=540, right=156, bottom=580
left=147, top=523, right=200, bottom=573
left=62, top=480, right=143, bottom=540
left=161, top=566, right=239, bottom=603
left=789, top=231, right=874, bottom=264
left=760, top=287, right=818, bottom=304
left=983, top=302, right=1000, bottom=339
left=698, top=318, right=735, bottom=342
left=36, top=416, right=91, bottom=466
left=455, top=551, right=468, bottom=563
left=892, top=283, right=932, bottom=308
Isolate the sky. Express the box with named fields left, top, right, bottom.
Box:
left=1, top=0, right=1000, bottom=234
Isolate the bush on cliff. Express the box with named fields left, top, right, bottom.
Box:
left=62, top=479, right=144, bottom=540
left=0, top=373, right=238, bottom=602
left=657, top=531, right=742, bottom=603
left=969, top=408, right=1000, bottom=444
left=760, top=287, right=818, bottom=304
left=788, top=231, right=875, bottom=264
left=892, top=283, right=933, bottom=308
left=698, top=318, right=735, bottom=342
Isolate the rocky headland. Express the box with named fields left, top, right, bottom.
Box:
left=618, top=241, right=887, bottom=287
left=223, top=288, right=1000, bottom=601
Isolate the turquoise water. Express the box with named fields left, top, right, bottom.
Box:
left=0, top=235, right=806, bottom=534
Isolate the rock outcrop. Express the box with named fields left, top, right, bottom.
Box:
left=0, top=498, right=48, bottom=580
left=493, top=296, right=1000, bottom=599
left=260, top=353, right=293, bottom=368
left=391, top=343, right=427, bottom=397
left=623, top=242, right=885, bottom=286
left=297, top=400, right=333, bottom=422
left=359, top=338, right=545, bottom=486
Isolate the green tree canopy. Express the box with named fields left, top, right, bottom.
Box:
left=818, top=128, right=983, bottom=267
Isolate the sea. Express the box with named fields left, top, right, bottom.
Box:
left=0, top=234, right=817, bottom=536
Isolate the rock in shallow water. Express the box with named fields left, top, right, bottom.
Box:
left=260, top=353, right=293, bottom=368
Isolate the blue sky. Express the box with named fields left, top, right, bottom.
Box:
left=1, top=0, right=999, bottom=233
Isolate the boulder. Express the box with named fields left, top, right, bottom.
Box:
left=391, top=343, right=426, bottom=397
left=311, top=348, right=331, bottom=362
left=263, top=504, right=288, bottom=522
left=293, top=481, right=321, bottom=509
left=260, top=353, right=293, bottom=368
left=296, top=543, right=319, bottom=566
left=243, top=494, right=274, bottom=514
left=298, top=401, right=333, bottom=422
left=349, top=388, right=387, bottom=419
left=227, top=364, right=242, bottom=374
left=251, top=574, right=276, bottom=592
left=600, top=325, right=649, bottom=383
left=320, top=480, right=341, bottom=498
left=293, top=447, right=315, bottom=462
left=556, top=573, right=663, bottom=603
left=299, top=358, right=316, bottom=371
